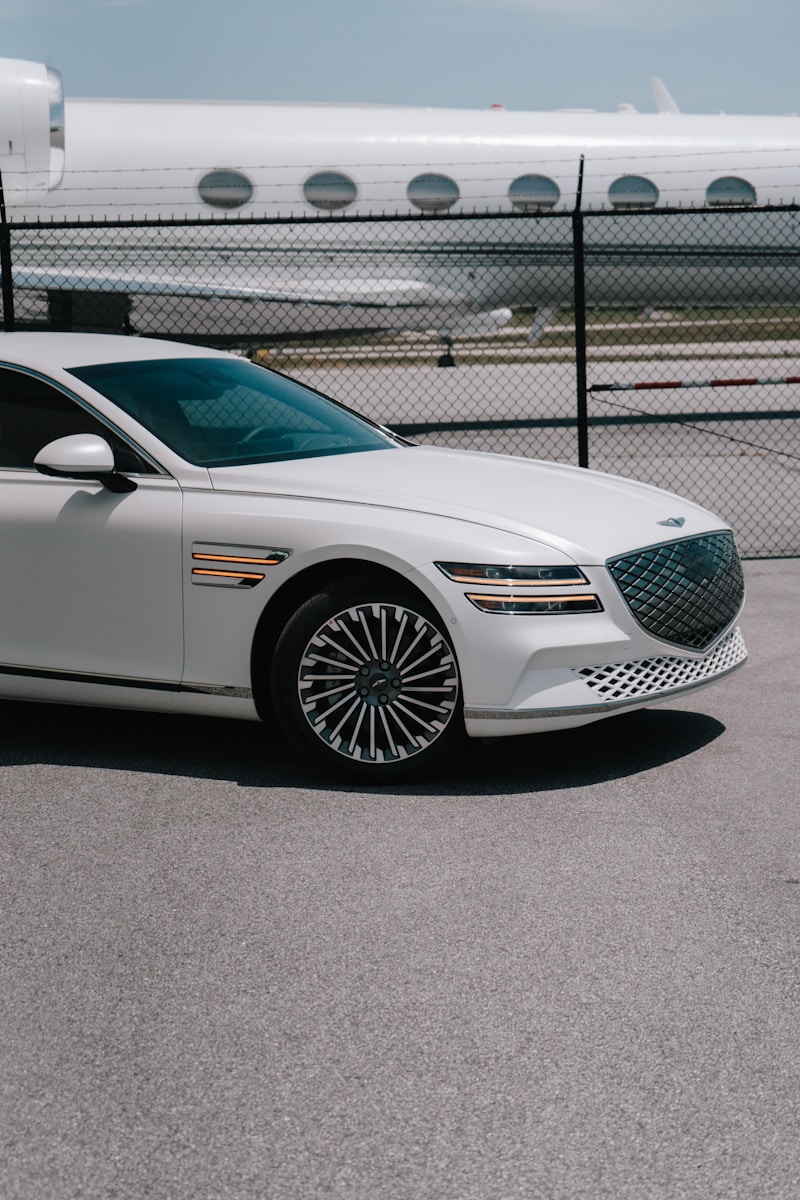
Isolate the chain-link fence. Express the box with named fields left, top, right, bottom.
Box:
left=1, top=206, right=798, bottom=557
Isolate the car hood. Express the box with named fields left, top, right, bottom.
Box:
left=207, top=444, right=725, bottom=563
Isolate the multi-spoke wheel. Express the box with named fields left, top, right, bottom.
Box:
left=271, top=582, right=463, bottom=780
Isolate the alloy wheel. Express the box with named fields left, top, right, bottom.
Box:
left=296, top=601, right=460, bottom=764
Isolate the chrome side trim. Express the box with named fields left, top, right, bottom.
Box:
left=0, top=661, right=252, bottom=700
left=183, top=683, right=254, bottom=699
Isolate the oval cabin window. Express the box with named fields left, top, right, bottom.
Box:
left=706, top=177, right=757, bottom=207
left=197, top=170, right=254, bottom=209
left=508, top=175, right=560, bottom=211
left=303, top=171, right=358, bottom=211
left=407, top=173, right=460, bottom=213
left=608, top=175, right=659, bottom=210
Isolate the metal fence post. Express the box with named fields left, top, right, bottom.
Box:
left=0, top=169, right=15, bottom=331
left=572, top=158, right=589, bottom=467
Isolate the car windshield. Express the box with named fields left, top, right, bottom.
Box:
left=67, top=357, right=397, bottom=467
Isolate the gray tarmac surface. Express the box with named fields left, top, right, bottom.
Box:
left=290, top=355, right=800, bottom=558
left=2, top=558, right=799, bottom=1200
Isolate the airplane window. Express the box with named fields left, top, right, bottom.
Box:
left=706, top=177, right=757, bottom=207
left=303, top=172, right=358, bottom=211
left=608, top=175, right=659, bottom=210
left=508, top=175, right=560, bottom=211
left=407, top=173, right=460, bottom=213
left=197, top=170, right=254, bottom=209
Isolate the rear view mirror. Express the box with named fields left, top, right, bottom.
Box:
left=34, top=434, right=137, bottom=492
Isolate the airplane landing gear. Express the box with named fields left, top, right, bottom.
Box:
left=437, top=335, right=456, bottom=367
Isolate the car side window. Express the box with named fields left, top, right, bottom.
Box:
left=0, top=367, right=156, bottom=473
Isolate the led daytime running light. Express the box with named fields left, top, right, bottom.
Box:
left=436, top=562, right=588, bottom=586
left=466, top=593, right=603, bottom=614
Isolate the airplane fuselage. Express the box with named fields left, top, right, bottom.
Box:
left=3, top=57, right=800, bottom=339
left=14, top=98, right=800, bottom=217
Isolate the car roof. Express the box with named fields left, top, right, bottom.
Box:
left=0, top=332, right=231, bottom=371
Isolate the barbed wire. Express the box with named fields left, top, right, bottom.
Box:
left=20, top=143, right=800, bottom=176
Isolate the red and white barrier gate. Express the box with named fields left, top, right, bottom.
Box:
left=590, top=375, right=800, bottom=393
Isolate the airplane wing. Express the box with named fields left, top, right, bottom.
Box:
left=12, top=265, right=463, bottom=311
left=11, top=253, right=513, bottom=337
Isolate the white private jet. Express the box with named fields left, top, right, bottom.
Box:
left=2, top=56, right=800, bottom=341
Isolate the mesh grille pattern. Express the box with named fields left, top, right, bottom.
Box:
left=607, top=532, right=744, bottom=649
left=578, top=626, right=746, bottom=701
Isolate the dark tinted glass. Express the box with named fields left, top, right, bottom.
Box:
left=0, top=368, right=154, bottom=473
left=69, top=358, right=396, bottom=467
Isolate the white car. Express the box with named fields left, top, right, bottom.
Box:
left=0, top=333, right=747, bottom=780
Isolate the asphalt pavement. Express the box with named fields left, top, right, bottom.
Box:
left=1, top=558, right=799, bottom=1200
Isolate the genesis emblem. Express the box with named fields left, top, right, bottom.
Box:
left=658, top=517, right=686, bottom=527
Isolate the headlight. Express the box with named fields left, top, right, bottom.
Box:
left=435, top=562, right=602, bottom=615
left=436, top=562, right=589, bottom=586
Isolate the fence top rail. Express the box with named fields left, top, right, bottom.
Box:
left=5, top=202, right=800, bottom=232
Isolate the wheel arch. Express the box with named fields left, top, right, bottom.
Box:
left=250, top=557, right=432, bottom=721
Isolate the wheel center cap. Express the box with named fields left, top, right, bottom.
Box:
left=356, top=661, right=404, bottom=705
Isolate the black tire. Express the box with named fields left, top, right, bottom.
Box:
left=271, top=581, right=464, bottom=781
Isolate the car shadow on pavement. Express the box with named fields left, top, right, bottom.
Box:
left=0, top=699, right=724, bottom=795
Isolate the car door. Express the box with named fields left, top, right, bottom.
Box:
left=0, top=366, right=184, bottom=686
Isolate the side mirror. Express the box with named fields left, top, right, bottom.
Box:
left=34, top=434, right=137, bottom=493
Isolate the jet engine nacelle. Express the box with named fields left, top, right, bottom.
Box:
left=0, top=58, right=64, bottom=203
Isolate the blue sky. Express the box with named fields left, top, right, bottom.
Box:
left=2, top=0, right=798, bottom=115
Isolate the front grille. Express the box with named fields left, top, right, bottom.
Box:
left=578, top=626, right=747, bottom=702
left=607, top=531, right=744, bottom=650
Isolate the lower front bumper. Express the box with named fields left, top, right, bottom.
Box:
left=464, top=625, right=747, bottom=738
